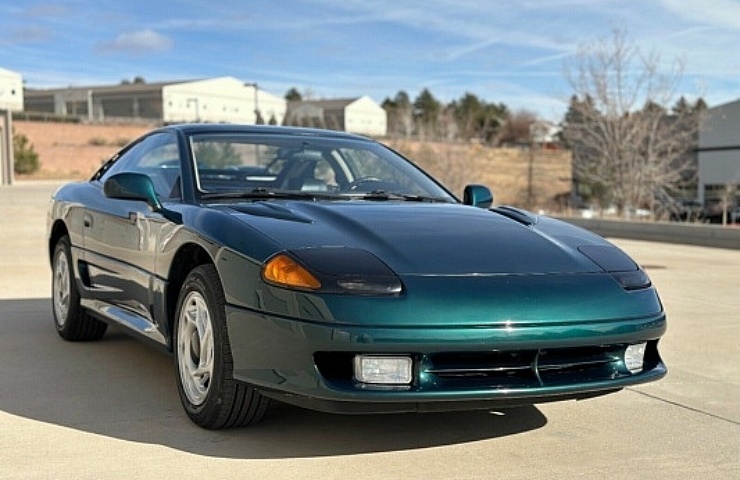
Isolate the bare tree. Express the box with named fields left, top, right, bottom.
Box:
left=719, top=183, right=738, bottom=226
left=562, top=29, right=699, bottom=218
left=499, top=109, right=538, bottom=147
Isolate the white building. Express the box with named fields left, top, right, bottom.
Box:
left=0, top=67, right=24, bottom=112
left=24, top=76, right=286, bottom=125
left=286, top=96, right=387, bottom=136
left=697, top=99, right=740, bottom=208
left=22, top=76, right=387, bottom=136
left=163, top=77, right=285, bottom=125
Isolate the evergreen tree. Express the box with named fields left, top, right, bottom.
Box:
left=383, top=90, right=414, bottom=138
left=13, top=132, right=40, bottom=175
left=413, top=88, right=441, bottom=139
left=285, top=88, right=302, bottom=102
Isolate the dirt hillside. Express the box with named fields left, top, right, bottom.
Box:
left=14, top=121, right=154, bottom=180
left=13, top=121, right=572, bottom=211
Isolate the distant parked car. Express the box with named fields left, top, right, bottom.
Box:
left=48, top=124, right=667, bottom=429
left=700, top=204, right=740, bottom=224
left=668, top=200, right=704, bottom=222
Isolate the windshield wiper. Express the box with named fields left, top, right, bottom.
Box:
left=345, top=190, right=451, bottom=203
left=201, top=187, right=341, bottom=201
left=202, top=188, right=451, bottom=203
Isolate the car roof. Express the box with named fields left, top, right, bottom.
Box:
left=158, top=123, right=375, bottom=142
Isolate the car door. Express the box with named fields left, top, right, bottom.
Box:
left=83, top=132, right=181, bottom=323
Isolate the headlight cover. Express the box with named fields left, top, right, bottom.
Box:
left=578, top=245, right=652, bottom=291
left=262, top=247, right=403, bottom=296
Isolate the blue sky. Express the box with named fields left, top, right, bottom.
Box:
left=2, top=0, right=740, bottom=121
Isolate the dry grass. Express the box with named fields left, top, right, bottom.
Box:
left=389, top=140, right=572, bottom=211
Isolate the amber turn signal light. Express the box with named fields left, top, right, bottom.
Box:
left=262, top=254, right=321, bottom=290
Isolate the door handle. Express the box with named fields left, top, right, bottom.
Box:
left=83, top=213, right=93, bottom=228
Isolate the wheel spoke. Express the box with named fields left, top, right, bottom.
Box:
left=193, top=364, right=211, bottom=377
left=199, top=322, right=213, bottom=360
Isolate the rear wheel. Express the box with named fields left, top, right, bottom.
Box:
left=52, top=236, right=107, bottom=341
left=174, top=264, right=268, bottom=429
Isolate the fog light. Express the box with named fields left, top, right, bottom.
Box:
left=354, top=355, right=413, bottom=385
left=624, top=343, right=647, bottom=374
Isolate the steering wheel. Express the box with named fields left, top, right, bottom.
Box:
left=346, top=177, right=386, bottom=192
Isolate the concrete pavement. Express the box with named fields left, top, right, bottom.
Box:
left=1, top=182, right=738, bottom=479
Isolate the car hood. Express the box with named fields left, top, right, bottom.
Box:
left=217, top=201, right=603, bottom=276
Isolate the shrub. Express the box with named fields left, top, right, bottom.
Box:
left=88, top=136, right=107, bottom=146
left=13, top=132, right=41, bottom=175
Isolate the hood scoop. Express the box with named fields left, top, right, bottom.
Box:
left=228, top=203, right=314, bottom=224
left=492, top=205, right=538, bottom=226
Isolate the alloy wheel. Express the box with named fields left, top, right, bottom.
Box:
left=53, top=248, right=70, bottom=326
left=177, top=290, right=215, bottom=406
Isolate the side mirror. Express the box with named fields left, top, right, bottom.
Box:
left=104, top=172, right=163, bottom=210
left=463, top=184, right=493, bottom=209
left=104, top=172, right=182, bottom=224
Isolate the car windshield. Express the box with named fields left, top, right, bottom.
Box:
left=189, top=133, right=456, bottom=202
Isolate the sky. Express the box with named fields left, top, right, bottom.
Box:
left=2, top=0, right=740, bottom=121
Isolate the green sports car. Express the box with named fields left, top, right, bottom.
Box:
left=48, top=124, right=666, bottom=429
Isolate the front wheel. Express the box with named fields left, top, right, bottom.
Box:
left=174, top=264, right=268, bottom=429
left=51, top=236, right=107, bottom=341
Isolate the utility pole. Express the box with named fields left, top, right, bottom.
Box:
left=0, top=109, right=13, bottom=186
left=527, top=123, right=537, bottom=210
left=244, top=83, right=261, bottom=124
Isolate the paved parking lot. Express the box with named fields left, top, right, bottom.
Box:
left=1, top=182, right=738, bottom=479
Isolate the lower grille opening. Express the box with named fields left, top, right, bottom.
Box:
left=314, top=342, right=659, bottom=391
left=426, top=345, right=631, bottom=388
left=424, top=351, right=538, bottom=388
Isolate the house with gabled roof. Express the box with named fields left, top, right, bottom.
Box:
left=285, top=96, right=387, bottom=137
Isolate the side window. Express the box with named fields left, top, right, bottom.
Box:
left=99, top=133, right=181, bottom=200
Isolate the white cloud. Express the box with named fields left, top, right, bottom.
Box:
left=98, top=29, right=173, bottom=55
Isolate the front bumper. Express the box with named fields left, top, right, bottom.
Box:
left=225, top=304, right=667, bottom=414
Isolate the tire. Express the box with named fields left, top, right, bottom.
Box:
left=174, top=264, right=269, bottom=429
left=52, top=236, right=107, bottom=341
